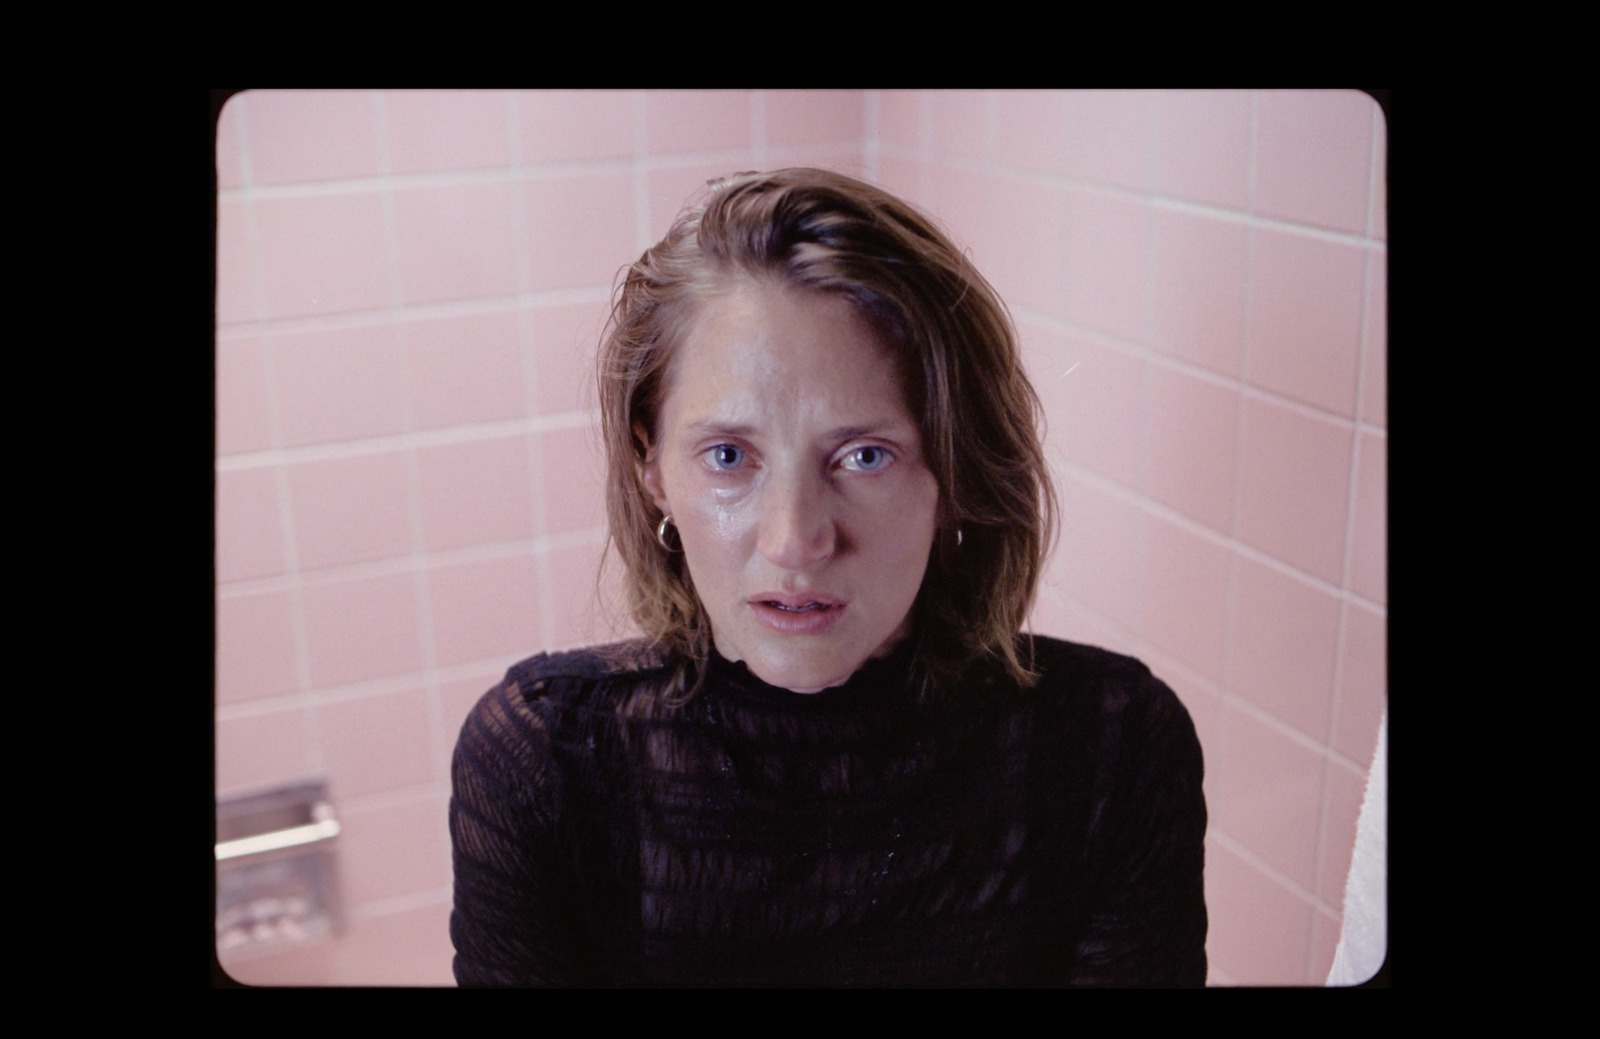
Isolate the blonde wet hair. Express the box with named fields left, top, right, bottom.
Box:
left=599, top=168, right=1055, bottom=696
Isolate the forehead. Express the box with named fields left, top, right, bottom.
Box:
left=660, top=281, right=912, bottom=429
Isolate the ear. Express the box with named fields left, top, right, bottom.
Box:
left=634, top=421, right=670, bottom=513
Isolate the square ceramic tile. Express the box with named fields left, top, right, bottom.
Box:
left=301, top=571, right=425, bottom=688
left=646, top=162, right=750, bottom=243
left=1051, top=334, right=1144, bottom=488
left=1369, top=106, right=1388, bottom=242
left=1310, top=906, right=1345, bottom=986
left=216, top=588, right=301, bottom=705
left=1332, top=600, right=1386, bottom=766
left=1349, top=430, right=1386, bottom=604
left=1017, top=319, right=1066, bottom=428
left=765, top=90, right=863, bottom=148
left=872, top=155, right=922, bottom=209
left=1235, top=396, right=1353, bottom=587
left=1024, top=582, right=1076, bottom=644
left=1227, top=555, right=1340, bottom=742
left=224, top=900, right=455, bottom=986
left=1213, top=703, right=1325, bottom=893
left=516, top=89, right=635, bottom=164
left=215, top=196, right=258, bottom=326
left=1140, top=514, right=1231, bottom=683
left=215, top=704, right=313, bottom=794
left=216, top=331, right=275, bottom=456
left=1254, top=90, right=1376, bottom=235
left=217, top=465, right=287, bottom=583
left=1152, top=90, right=1251, bottom=211
left=337, top=795, right=450, bottom=907
left=529, top=300, right=609, bottom=417
left=1064, top=189, right=1149, bottom=343
left=523, top=171, right=637, bottom=291
left=927, top=90, right=989, bottom=160
left=383, top=90, right=510, bottom=175
left=875, top=90, right=923, bottom=150
left=1051, top=473, right=1145, bottom=635
left=1149, top=208, right=1248, bottom=379
left=762, top=145, right=867, bottom=179
left=1146, top=363, right=1239, bottom=534
left=1317, top=754, right=1368, bottom=909
left=427, top=553, right=542, bottom=668
left=315, top=686, right=436, bottom=799
left=984, top=174, right=1066, bottom=319
left=216, top=93, right=247, bottom=190
left=253, top=191, right=392, bottom=319
left=244, top=90, right=382, bottom=186
left=538, top=424, right=608, bottom=536
left=993, top=90, right=1071, bottom=174
left=919, top=165, right=996, bottom=274
left=544, top=538, right=635, bottom=651
left=1062, top=90, right=1153, bottom=191
left=217, top=931, right=336, bottom=986
left=271, top=324, right=407, bottom=448
left=414, top=434, right=536, bottom=552
left=405, top=310, right=527, bottom=430
left=1361, top=250, right=1387, bottom=429
left=324, top=902, right=455, bottom=986
left=393, top=181, right=518, bottom=305
left=1245, top=228, right=1365, bottom=417
left=1204, top=841, right=1314, bottom=985
left=645, top=90, right=753, bottom=154
left=287, top=451, right=413, bottom=571
left=1043, top=596, right=1137, bottom=662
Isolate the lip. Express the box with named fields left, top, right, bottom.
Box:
left=747, top=593, right=846, bottom=635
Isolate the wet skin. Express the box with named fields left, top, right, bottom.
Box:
left=641, top=281, right=940, bottom=693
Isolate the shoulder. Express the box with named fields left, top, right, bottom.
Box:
left=500, top=638, right=676, bottom=701
left=452, top=640, right=678, bottom=814
left=455, top=640, right=675, bottom=772
left=1021, top=636, right=1206, bottom=843
left=1025, top=634, right=1164, bottom=704
left=1026, top=634, right=1153, bottom=686
left=1022, top=635, right=1199, bottom=751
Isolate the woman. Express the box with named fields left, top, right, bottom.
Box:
left=450, top=169, right=1206, bottom=986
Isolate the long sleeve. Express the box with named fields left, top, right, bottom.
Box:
left=448, top=678, right=597, bottom=986
left=1063, top=663, right=1208, bottom=987
left=446, top=638, right=1207, bottom=987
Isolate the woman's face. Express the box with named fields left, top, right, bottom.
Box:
left=642, top=281, right=940, bottom=693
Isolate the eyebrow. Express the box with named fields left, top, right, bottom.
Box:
left=685, top=420, right=911, bottom=442
left=684, top=421, right=756, bottom=440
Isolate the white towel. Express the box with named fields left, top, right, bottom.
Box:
left=1325, top=706, right=1387, bottom=985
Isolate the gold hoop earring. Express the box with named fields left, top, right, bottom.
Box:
left=656, top=515, right=682, bottom=553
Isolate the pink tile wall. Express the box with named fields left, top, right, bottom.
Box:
left=214, top=90, right=869, bottom=986
left=216, top=89, right=1384, bottom=987
left=883, top=90, right=1385, bottom=985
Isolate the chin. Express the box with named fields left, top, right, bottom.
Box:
left=746, top=648, right=860, bottom=695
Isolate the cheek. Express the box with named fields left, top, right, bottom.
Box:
left=861, top=476, right=939, bottom=569
left=667, top=473, right=757, bottom=575
left=892, top=471, right=941, bottom=537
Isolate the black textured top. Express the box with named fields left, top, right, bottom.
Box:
left=449, top=635, right=1206, bottom=987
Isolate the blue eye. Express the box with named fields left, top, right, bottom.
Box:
left=844, top=446, right=892, bottom=471
left=707, top=444, right=745, bottom=471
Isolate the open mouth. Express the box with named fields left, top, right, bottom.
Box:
left=750, top=596, right=846, bottom=633
left=763, top=601, right=835, bottom=612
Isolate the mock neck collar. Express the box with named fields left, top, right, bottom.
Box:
left=701, top=638, right=921, bottom=713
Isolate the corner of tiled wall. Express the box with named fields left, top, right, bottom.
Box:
left=216, top=90, right=1384, bottom=986
left=873, top=89, right=1386, bottom=985
left=215, top=90, right=872, bottom=985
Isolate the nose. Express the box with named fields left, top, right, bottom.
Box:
left=757, top=468, right=836, bottom=571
